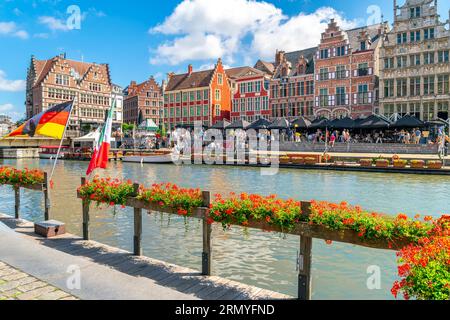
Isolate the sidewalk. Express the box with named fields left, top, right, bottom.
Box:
left=0, top=262, right=78, bottom=300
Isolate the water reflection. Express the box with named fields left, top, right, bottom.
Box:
left=1, top=158, right=448, bottom=299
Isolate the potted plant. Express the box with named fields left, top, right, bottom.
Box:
left=410, top=160, right=425, bottom=169
left=376, top=159, right=389, bottom=168
left=393, top=160, right=408, bottom=168
left=304, top=157, right=317, bottom=165
left=427, top=160, right=443, bottom=170
left=359, top=159, right=373, bottom=167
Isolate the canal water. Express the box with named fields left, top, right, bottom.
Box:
left=1, top=159, right=448, bottom=299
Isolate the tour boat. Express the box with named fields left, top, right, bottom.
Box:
left=39, top=146, right=69, bottom=159
left=122, top=151, right=175, bottom=164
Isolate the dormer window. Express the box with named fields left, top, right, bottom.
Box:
left=360, top=41, right=366, bottom=51
left=410, top=7, right=421, bottom=18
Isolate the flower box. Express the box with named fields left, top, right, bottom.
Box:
left=359, top=159, right=373, bottom=167
left=304, top=157, right=317, bottom=165
left=375, top=159, right=389, bottom=168
left=393, top=160, right=407, bottom=168
left=410, top=160, right=425, bottom=169
left=291, top=157, right=305, bottom=165
left=279, top=156, right=291, bottom=164
left=427, top=161, right=443, bottom=170
left=258, top=157, right=270, bottom=165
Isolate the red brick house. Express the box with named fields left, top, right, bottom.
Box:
left=314, top=19, right=386, bottom=119
left=123, top=77, right=163, bottom=125
left=226, top=66, right=271, bottom=123
left=269, top=48, right=317, bottom=120
left=162, top=58, right=231, bottom=129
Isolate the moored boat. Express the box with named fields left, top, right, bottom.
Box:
left=122, top=151, right=175, bottom=164
left=39, top=146, right=69, bottom=159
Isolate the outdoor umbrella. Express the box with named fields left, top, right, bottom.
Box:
left=357, top=115, right=390, bottom=129
left=210, top=120, right=231, bottom=130
left=391, top=115, right=425, bottom=128
left=330, top=116, right=356, bottom=129
left=226, top=119, right=251, bottom=130
left=309, top=117, right=331, bottom=130
left=425, top=119, right=448, bottom=127
left=291, top=117, right=311, bottom=130
left=246, top=118, right=271, bottom=130
left=268, top=118, right=291, bottom=130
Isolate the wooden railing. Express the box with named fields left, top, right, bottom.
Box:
left=2, top=172, right=50, bottom=221
left=77, top=177, right=412, bottom=300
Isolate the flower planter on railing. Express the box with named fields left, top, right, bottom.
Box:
left=279, top=156, right=291, bottom=165
left=427, top=161, right=443, bottom=170
left=393, top=160, right=408, bottom=168
left=304, top=157, right=317, bottom=165
left=0, top=166, right=50, bottom=220
left=77, top=177, right=450, bottom=301
left=410, top=160, right=425, bottom=169
left=291, top=157, right=305, bottom=165
left=359, top=159, right=373, bottom=167
left=376, top=159, right=389, bottom=168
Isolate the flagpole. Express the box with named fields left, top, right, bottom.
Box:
left=49, top=98, right=76, bottom=181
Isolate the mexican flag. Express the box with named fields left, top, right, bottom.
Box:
left=86, top=99, right=116, bottom=176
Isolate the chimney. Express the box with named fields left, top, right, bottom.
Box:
left=275, top=50, right=285, bottom=67
left=393, top=0, right=397, bottom=22
left=188, top=64, right=193, bottom=75
left=59, top=53, right=66, bottom=59
left=130, top=81, right=136, bottom=86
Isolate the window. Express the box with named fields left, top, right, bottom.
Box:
left=397, top=33, right=407, bottom=44
left=383, top=104, right=395, bottom=117
left=203, top=89, right=209, bottom=100
left=437, top=75, right=449, bottom=95
left=410, top=7, right=421, bottom=18
left=336, top=87, right=346, bottom=106
left=288, top=83, right=295, bottom=96
left=197, top=90, right=202, bottom=101
left=319, top=88, right=328, bottom=107
left=297, top=81, right=304, bottom=96
left=358, top=84, right=369, bottom=104
left=397, top=79, right=407, bottom=97
left=189, top=91, right=195, bottom=102
left=357, top=63, right=369, bottom=76
left=176, top=108, right=181, bottom=117
left=384, top=58, right=394, bottom=69
left=438, top=50, right=449, bottom=63
left=271, top=84, right=278, bottom=98
left=182, top=106, right=188, bottom=117
left=176, top=93, right=181, bottom=103
left=410, top=103, right=421, bottom=118
left=215, top=105, right=221, bottom=117
left=55, top=74, right=69, bottom=86
left=410, top=30, right=421, bottom=42
left=217, top=74, right=223, bottom=85
left=255, top=81, right=261, bottom=93
left=320, top=49, right=329, bottom=59
left=424, top=28, right=435, bottom=40
left=410, top=54, right=421, bottom=66
left=215, top=89, right=221, bottom=101
left=319, top=68, right=329, bottom=81
left=247, top=82, right=253, bottom=93
left=410, top=77, right=421, bottom=96
left=424, top=52, right=435, bottom=65
left=397, top=56, right=407, bottom=68
left=360, top=41, right=366, bottom=51
left=182, top=92, right=188, bottom=102
left=306, top=81, right=314, bottom=95
left=203, top=105, right=209, bottom=116
left=437, top=102, right=449, bottom=120
left=336, top=46, right=346, bottom=56
left=424, top=76, right=435, bottom=95
left=384, top=79, right=394, bottom=97
left=255, top=97, right=261, bottom=111
left=336, top=65, right=346, bottom=79
left=190, top=106, right=194, bottom=116
left=423, top=102, right=435, bottom=121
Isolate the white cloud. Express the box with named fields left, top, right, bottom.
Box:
left=0, top=21, right=29, bottom=39
left=150, top=0, right=358, bottom=65
left=38, top=16, right=70, bottom=31
left=0, top=103, right=14, bottom=113
left=0, top=70, right=26, bottom=92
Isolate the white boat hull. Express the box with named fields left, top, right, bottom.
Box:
left=40, top=153, right=65, bottom=159
left=122, top=154, right=174, bottom=164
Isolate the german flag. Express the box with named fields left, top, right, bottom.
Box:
left=7, top=101, right=73, bottom=140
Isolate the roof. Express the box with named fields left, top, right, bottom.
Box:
left=31, top=56, right=110, bottom=88
left=225, top=66, right=265, bottom=79
left=254, top=60, right=275, bottom=74
left=273, top=47, right=317, bottom=79
left=346, top=23, right=384, bottom=52
left=165, top=69, right=215, bottom=91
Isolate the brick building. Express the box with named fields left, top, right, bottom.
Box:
left=269, top=48, right=317, bottom=120
left=162, top=58, right=231, bottom=130
left=123, top=77, right=163, bottom=125
left=379, top=0, right=450, bottom=121
left=226, top=66, right=271, bottom=123
left=314, top=19, right=386, bottom=119
left=25, top=54, right=121, bottom=137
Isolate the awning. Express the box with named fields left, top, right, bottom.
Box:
left=246, top=118, right=271, bottom=130
left=210, top=120, right=231, bottom=130
left=291, top=117, right=311, bottom=129
left=391, top=115, right=425, bottom=128
left=227, top=119, right=251, bottom=130
left=268, top=118, right=290, bottom=130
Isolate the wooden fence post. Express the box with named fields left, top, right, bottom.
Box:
left=202, top=191, right=212, bottom=276
left=14, top=186, right=20, bottom=219
left=43, top=172, right=50, bottom=221
left=132, top=183, right=142, bottom=256
left=81, top=177, right=90, bottom=240
left=298, top=201, right=313, bottom=300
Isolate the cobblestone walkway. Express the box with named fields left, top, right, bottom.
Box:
left=0, top=262, right=78, bottom=300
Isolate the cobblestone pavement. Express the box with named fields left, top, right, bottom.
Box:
left=0, top=262, right=78, bottom=300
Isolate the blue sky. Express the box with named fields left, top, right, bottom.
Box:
left=0, top=0, right=449, bottom=120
